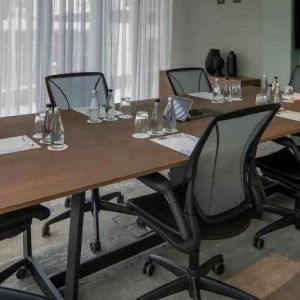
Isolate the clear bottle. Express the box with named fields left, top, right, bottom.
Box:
left=50, top=107, right=65, bottom=149
left=271, top=76, right=279, bottom=94
left=223, top=78, right=231, bottom=102
left=42, top=103, right=53, bottom=144
left=105, top=89, right=118, bottom=121
left=151, top=99, right=163, bottom=135
left=266, top=84, right=274, bottom=103
left=212, top=78, right=222, bottom=103
left=261, top=75, right=268, bottom=95
left=274, top=82, right=283, bottom=105
left=89, top=90, right=100, bottom=122
left=163, top=97, right=177, bottom=133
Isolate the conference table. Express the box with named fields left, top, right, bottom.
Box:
left=1, top=86, right=300, bottom=300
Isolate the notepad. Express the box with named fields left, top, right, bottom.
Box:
left=276, top=110, right=300, bottom=122
left=188, top=92, right=224, bottom=102
left=151, top=133, right=199, bottom=156
left=0, top=135, right=41, bottom=155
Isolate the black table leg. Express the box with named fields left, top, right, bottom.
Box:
left=64, top=192, right=85, bottom=300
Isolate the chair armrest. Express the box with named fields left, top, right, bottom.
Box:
left=137, top=173, right=191, bottom=241
left=273, top=137, right=300, bottom=163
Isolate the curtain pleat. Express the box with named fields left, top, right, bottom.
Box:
left=0, top=0, right=173, bottom=117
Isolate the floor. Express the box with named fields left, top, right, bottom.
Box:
left=1, top=144, right=300, bottom=299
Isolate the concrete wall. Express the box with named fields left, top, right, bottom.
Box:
left=171, top=0, right=296, bottom=85
left=171, top=0, right=262, bottom=78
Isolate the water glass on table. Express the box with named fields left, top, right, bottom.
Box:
left=119, top=97, right=133, bottom=119
left=33, top=112, right=45, bottom=139
left=283, top=86, right=295, bottom=103
left=255, top=94, right=268, bottom=106
left=132, top=111, right=150, bottom=139
left=231, top=84, right=242, bottom=101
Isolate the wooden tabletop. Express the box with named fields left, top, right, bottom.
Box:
left=0, top=86, right=300, bottom=214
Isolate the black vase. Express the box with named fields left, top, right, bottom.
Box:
left=205, top=49, right=221, bottom=75
left=213, top=56, right=224, bottom=76
left=227, top=51, right=237, bottom=77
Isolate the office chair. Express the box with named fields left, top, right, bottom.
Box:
left=289, top=65, right=300, bottom=92
left=126, top=104, right=279, bottom=299
left=0, top=287, right=51, bottom=300
left=0, top=205, right=50, bottom=293
left=166, top=68, right=212, bottom=96
left=44, top=72, right=130, bottom=254
left=254, top=136, right=300, bottom=249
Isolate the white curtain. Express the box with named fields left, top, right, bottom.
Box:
left=0, top=0, right=173, bottom=117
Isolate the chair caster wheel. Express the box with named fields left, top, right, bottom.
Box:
left=16, top=267, right=29, bottom=280
left=42, top=226, right=51, bottom=238
left=137, top=218, right=146, bottom=229
left=213, top=263, right=225, bottom=275
left=64, top=196, right=71, bottom=208
left=117, top=194, right=124, bottom=204
left=90, top=240, right=102, bottom=254
left=142, top=260, right=155, bottom=277
left=254, top=237, right=264, bottom=249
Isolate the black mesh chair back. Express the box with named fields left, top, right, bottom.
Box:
left=45, top=72, right=108, bottom=109
left=185, top=104, right=279, bottom=224
left=290, top=65, right=300, bottom=93
left=166, top=68, right=212, bottom=96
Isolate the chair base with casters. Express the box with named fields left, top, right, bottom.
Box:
left=139, top=252, right=256, bottom=300
left=0, top=205, right=63, bottom=299
left=42, top=189, right=134, bottom=254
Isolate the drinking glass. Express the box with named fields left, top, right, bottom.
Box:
left=119, top=97, right=133, bottom=119
left=231, top=84, right=242, bottom=101
left=132, top=111, right=150, bottom=139
left=33, top=112, right=45, bottom=139
left=283, top=86, right=295, bottom=103
left=255, top=93, right=267, bottom=105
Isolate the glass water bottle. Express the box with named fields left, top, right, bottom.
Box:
left=261, top=75, right=268, bottom=95
left=223, top=78, right=231, bottom=102
left=151, top=99, right=163, bottom=135
left=105, top=89, right=118, bottom=121
left=163, top=97, right=177, bottom=133
left=212, top=78, right=222, bottom=103
left=50, top=107, right=65, bottom=149
left=271, top=76, right=279, bottom=95
left=89, top=90, right=100, bottom=122
left=42, top=103, right=53, bottom=144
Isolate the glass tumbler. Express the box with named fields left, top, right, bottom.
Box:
left=255, top=93, right=268, bottom=105
left=283, top=86, right=295, bottom=103
left=119, top=97, right=133, bottom=119
left=33, top=112, right=45, bottom=139
left=231, top=84, right=242, bottom=101
left=132, top=111, right=150, bottom=139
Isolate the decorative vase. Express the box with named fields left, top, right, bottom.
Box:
left=213, top=56, right=224, bottom=76
left=227, top=51, right=237, bottom=77
left=205, top=49, right=221, bottom=75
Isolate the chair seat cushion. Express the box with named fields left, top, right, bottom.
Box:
left=0, top=287, right=50, bottom=300
left=256, top=147, right=300, bottom=181
left=127, top=192, right=251, bottom=240
left=0, top=205, right=50, bottom=234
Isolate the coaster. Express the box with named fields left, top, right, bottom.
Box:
left=103, top=117, right=118, bottom=122
left=118, top=115, right=133, bottom=119
left=283, top=99, right=295, bottom=103
left=87, top=119, right=102, bottom=123
left=47, top=144, right=68, bottom=151
left=232, top=98, right=243, bottom=102
left=149, top=131, right=164, bottom=136
left=33, top=133, right=43, bottom=139
left=132, top=133, right=150, bottom=139
left=39, top=139, right=51, bottom=145
left=163, top=128, right=178, bottom=134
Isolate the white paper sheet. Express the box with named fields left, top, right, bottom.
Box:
left=188, top=92, right=224, bottom=102
left=276, top=110, right=300, bottom=121
left=0, top=135, right=41, bottom=155
left=151, top=133, right=199, bottom=156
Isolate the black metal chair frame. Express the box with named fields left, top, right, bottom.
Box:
left=126, top=104, right=279, bottom=299
left=44, top=72, right=132, bottom=254
left=0, top=219, right=62, bottom=299
left=254, top=136, right=300, bottom=249
left=166, top=67, right=212, bottom=96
